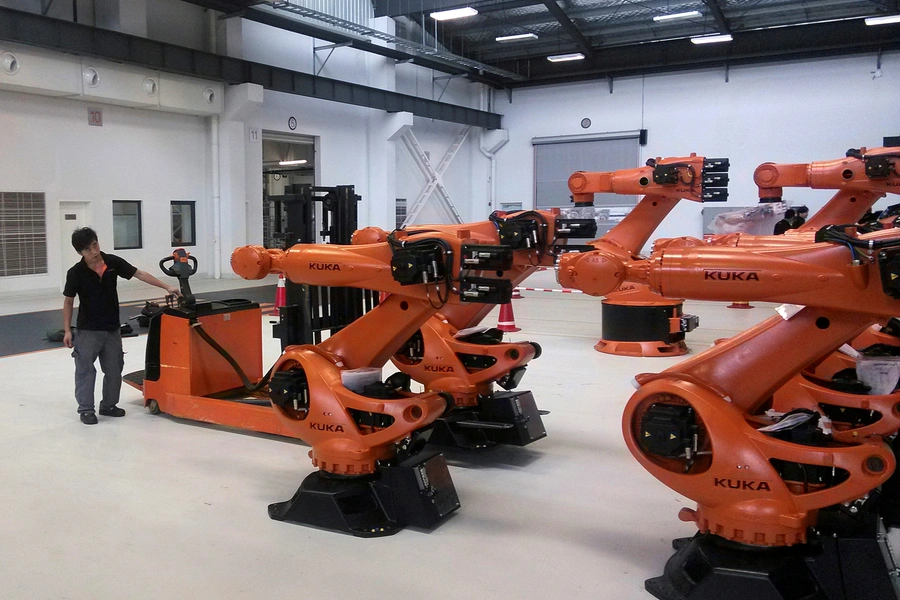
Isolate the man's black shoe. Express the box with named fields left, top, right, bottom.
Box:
left=99, top=407, right=126, bottom=417
left=80, top=413, right=98, bottom=425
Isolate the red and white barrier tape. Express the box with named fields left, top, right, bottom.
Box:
left=514, top=286, right=583, bottom=294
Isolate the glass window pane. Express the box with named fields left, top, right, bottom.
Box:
left=171, top=202, right=195, bottom=246
left=113, top=201, right=141, bottom=249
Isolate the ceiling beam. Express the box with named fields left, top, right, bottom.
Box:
left=541, top=0, right=594, bottom=58
left=702, top=0, right=731, bottom=34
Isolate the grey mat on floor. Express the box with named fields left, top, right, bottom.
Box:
left=0, top=285, right=276, bottom=358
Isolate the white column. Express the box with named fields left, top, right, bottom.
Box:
left=216, top=83, right=264, bottom=276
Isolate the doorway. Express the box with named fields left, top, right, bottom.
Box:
left=262, top=131, right=316, bottom=248
left=58, top=201, right=91, bottom=291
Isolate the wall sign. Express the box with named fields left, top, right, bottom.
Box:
left=88, top=108, right=103, bottom=127
left=248, top=127, right=259, bottom=143
left=288, top=116, right=297, bottom=131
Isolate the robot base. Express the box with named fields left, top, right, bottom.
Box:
left=427, top=390, right=547, bottom=449
left=646, top=507, right=899, bottom=600
left=594, top=338, right=688, bottom=357
left=597, top=301, right=691, bottom=357
left=268, top=450, right=460, bottom=537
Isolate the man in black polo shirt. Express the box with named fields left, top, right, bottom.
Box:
left=63, top=227, right=180, bottom=425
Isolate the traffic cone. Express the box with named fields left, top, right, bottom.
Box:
left=511, top=287, right=522, bottom=300
left=497, top=302, right=520, bottom=332
left=275, top=273, right=287, bottom=310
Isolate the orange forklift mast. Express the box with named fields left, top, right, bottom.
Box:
left=566, top=154, right=730, bottom=356
left=351, top=210, right=596, bottom=449
left=558, top=227, right=900, bottom=599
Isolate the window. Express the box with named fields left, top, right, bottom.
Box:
left=171, top=201, right=196, bottom=246
left=0, top=192, right=47, bottom=276
left=113, top=200, right=142, bottom=249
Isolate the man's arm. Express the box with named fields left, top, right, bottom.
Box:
left=63, top=296, right=75, bottom=348
left=134, top=269, right=181, bottom=296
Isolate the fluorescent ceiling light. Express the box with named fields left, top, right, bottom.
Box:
left=430, top=7, right=477, bottom=21
left=653, top=10, right=701, bottom=23
left=279, top=159, right=308, bottom=166
left=690, top=34, right=733, bottom=44
left=866, top=14, right=900, bottom=26
left=496, top=33, right=539, bottom=42
left=547, top=52, right=585, bottom=62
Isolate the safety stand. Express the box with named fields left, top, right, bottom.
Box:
left=268, top=450, right=460, bottom=537
left=646, top=504, right=900, bottom=600
left=427, top=391, right=547, bottom=449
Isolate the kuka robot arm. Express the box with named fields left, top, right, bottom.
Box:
left=559, top=234, right=900, bottom=318
left=351, top=210, right=597, bottom=329
left=568, top=154, right=730, bottom=254
left=754, top=146, right=900, bottom=201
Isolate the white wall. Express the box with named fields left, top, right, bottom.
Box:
left=0, top=9, right=495, bottom=294
left=0, top=88, right=210, bottom=294
left=237, top=19, right=369, bottom=85
left=226, top=16, right=493, bottom=233
left=496, top=52, right=900, bottom=250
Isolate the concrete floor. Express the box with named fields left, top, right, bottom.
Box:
left=0, top=271, right=897, bottom=599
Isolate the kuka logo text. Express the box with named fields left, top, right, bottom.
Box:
left=714, top=478, right=771, bottom=491
left=424, top=365, right=454, bottom=373
left=309, top=262, right=341, bottom=271
left=310, top=422, right=344, bottom=432
left=704, top=270, right=760, bottom=281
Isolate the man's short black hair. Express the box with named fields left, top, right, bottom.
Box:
left=784, top=209, right=796, bottom=219
left=795, top=206, right=809, bottom=216
left=71, top=227, right=98, bottom=253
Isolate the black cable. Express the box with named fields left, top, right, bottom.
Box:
left=191, top=320, right=273, bottom=392
left=490, top=210, right=549, bottom=263
left=818, top=224, right=900, bottom=252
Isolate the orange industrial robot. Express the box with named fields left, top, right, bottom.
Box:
left=572, top=147, right=900, bottom=358
left=141, top=228, right=531, bottom=536
left=351, top=209, right=597, bottom=448
left=566, top=154, right=730, bottom=356
left=666, top=147, right=900, bottom=391
left=558, top=221, right=900, bottom=598
left=702, top=146, right=900, bottom=250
